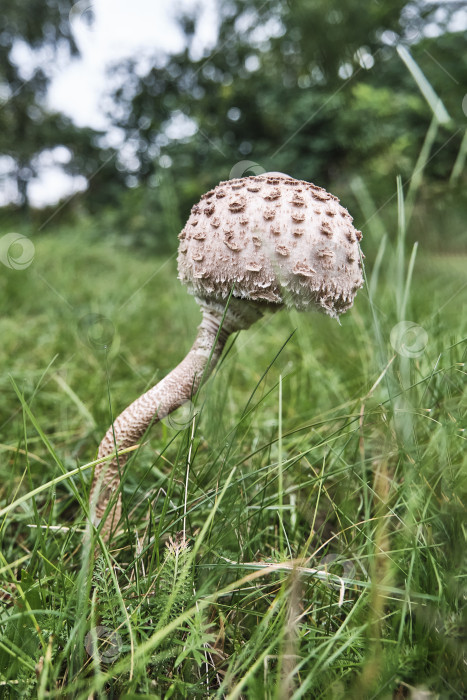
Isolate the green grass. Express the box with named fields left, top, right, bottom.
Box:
left=0, top=182, right=466, bottom=699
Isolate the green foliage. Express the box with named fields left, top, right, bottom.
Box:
left=103, top=0, right=466, bottom=252
left=3, top=0, right=465, bottom=253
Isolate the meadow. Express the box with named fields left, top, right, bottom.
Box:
left=0, top=181, right=465, bottom=698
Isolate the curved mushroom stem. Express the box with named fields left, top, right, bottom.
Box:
left=89, top=299, right=263, bottom=538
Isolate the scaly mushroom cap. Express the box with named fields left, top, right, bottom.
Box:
left=177, top=172, right=364, bottom=318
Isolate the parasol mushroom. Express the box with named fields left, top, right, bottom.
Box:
left=89, top=172, right=364, bottom=536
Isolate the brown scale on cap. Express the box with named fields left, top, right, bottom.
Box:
left=291, top=211, right=306, bottom=223
left=293, top=261, right=316, bottom=277
left=228, top=195, right=247, bottom=212
left=91, top=172, right=364, bottom=539
left=246, top=261, right=263, bottom=272
left=316, top=248, right=336, bottom=270
left=276, top=245, right=290, bottom=257
left=263, top=206, right=276, bottom=221
left=312, top=192, right=330, bottom=202
left=264, top=188, right=281, bottom=201
left=321, top=221, right=333, bottom=237
left=231, top=179, right=245, bottom=190
left=291, top=193, right=306, bottom=207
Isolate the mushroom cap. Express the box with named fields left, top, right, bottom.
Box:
left=177, top=173, right=364, bottom=318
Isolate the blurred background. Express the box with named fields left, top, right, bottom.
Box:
left=0, top=0, right=465, bottom=255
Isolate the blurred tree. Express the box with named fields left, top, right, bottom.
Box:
left=1, top=0, right=464, bottom=246
left=0, top=0, right=120, bottom=211
left=106, top=0, right=465, bottom=249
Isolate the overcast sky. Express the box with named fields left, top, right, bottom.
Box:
left=49, top=0, right=217, bottom=129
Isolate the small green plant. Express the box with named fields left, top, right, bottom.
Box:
left=152, top=534, right=193, bottom=630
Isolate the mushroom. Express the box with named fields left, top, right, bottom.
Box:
left=90, top=172, right=364, bottom=536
